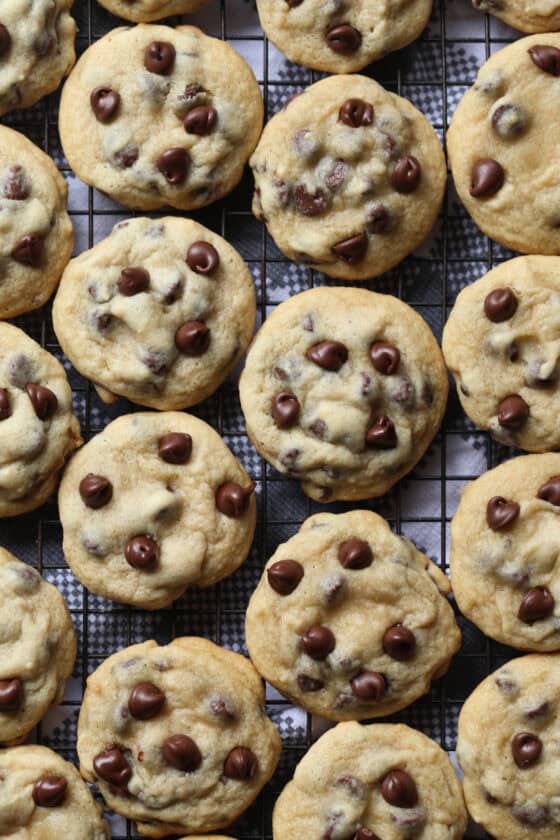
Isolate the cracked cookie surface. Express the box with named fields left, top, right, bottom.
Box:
left=96, top=0, right=209, bottom=22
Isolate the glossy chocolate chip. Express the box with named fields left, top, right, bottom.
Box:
left=267, top=559, right=304, bottom=595
left=0, top=678, right=21, bottom=711
left=128, top=682, right=165, bottom=720
left=79, top=474, right=113, bottom=510
left=486, top=496, right=520, bottom=531
left=528, top=45, right=560, bottom=75
left=157, top=148, right=189, bottom=184
left=381, top=769, right=418, bottom=808
left=124, top=536, right=158, bottom=570
left=32, top=775, right=67, bottom=807
left=118, top=266, right=150, bottom=296
left=294, top=184, right=328, bottom=216
left=537, top=477, right=560, bottom=506
left=306, top=341, right=348, bottom=371
left=301, top=625, right=335, bottom=660
left=184, top=105, right=218, bottom=135
left=0, top=389, right=10, bottom=420
left=332, top=232, right=368, bottom=264
left=174, top=321, right=210, bottom=355
left=215, top=481, right=254, bottom=517
left=93, top=747, right=131, bottom=790
left=144, top=41, right=175, bottom=75
left=367, top=205, right=391, bottom=234
left=484, top=288, right=517, bottom=322
left=326, top=24, right=362, bottom=54
left=518, top=587, right=555, bottom=624
left=491, top=104, right=527, bottom=139
left=366, top=416, right=397, bottom=448
left=370, top=342, right=400, bottom=375
left=90, top=87, right=120, bottom=123
left=223, top=746, right=258, bottom=780
left=25, top=384, right=57, bottom=420
left=158, top=432, right=192, bottom=464
left=297, top=674, right=324, bottom=692
left=12, top=234, right=43, bottom=266
left=186, top=241, right=219, bottom=275
left=339, top=99, right=374, bottom=127
left=0, top=24, right=11, bottom=57
left=272, top=392, right=300, bottom=429
left=498, top=394, right=529, bottom=429
left=391, top=156, right=421, bottom=193
left=351, top=671, right=386, bottom=701
left=383, top=624, right=416, bottom=661
left=512, top=732, right=543, bottom=768
left=470, top=159, right=504, bottom=197
left=162, top=734, right=201, bottom=772
left=338, top=539, right=373, bottom=570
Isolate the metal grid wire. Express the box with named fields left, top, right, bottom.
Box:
left=0, top=0, right=527, bottom=837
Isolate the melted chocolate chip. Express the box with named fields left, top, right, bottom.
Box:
left=114, top=146, right=138, bottom=169
left=186, top=241, right=219, bottom=275
left=90, top=87, right=120, bottom=123
left=144, top=41, right=176, bottom=75
left=184, top=105, right=218, bottom=135
left=486, top=496, right=520, bottom=530
left=484, top=288, right=517, bottom=322
left=118, top=267, right=150, bottom=296
left=25, top=384, right=57, bottom=420
left=267, top=559, right=304, bottom=595
left=124, top=536, right=158, bottom=570
left=175, top=321, right=210, bottom=355
left=306, top=341, right=348, bottom=371
left=325, top=160, right=348, bottom=191
left=93, top=747, right=131, bottom=790
left=294, top=185, right=329, bottom=216
left=0, top=389, right=10, bottom=421
left=215, top=481, right=254, bottom=517
left=297, top=674, right=324, bottom=692
left=338, top=539, right=373, bottom=570
left=332, top=232, right=368, bottom=264
left=470, top=159, right=504, bottom=197
left=381, top=769, right=418, bottom=808
left=383, top=624, right=416, bottom=661
left=128, top=682, right=165, bottom=719
left=0, top=24, right=11, bottom=57
left=79, top=474, right=113, bottom=510
left=528, top=45, right=560, bottom=75
left=326, top=24, right=362, bottom=54
left=512, top=732, right=542, bottom=768
left=491, top=104, right=527, bottom=139
left=158, top=432, right=192, bottom=464
left=518, top=587, right=555, bottom=624
left=223, top=747, right=258, bottom=780
left=351, top=671, right=386, bottom=701
left=366, top=416, right=397, bottom=448
left=3, top=165, right=29, bottom=200
left=0, top=678, right=21, bottom=711
left=391, top=156, right=421, bottom=193
left=370, top=342, right=400, bottom=375
left=367, top=205, right=391, bottom=234
left=32, top=775, right=67, bottom=807
left=301, top=625, right=336, bottom=660
left=272, top=392, right=300, bottom=429
left=12, top=234, right=43, bottom=266
left=162, top=734, right=201, bottom=772
left=537, top=476, right=560, bottom=506
left=498, top=394, right=529, bottom=429
left=339, top=99, right=374, bottom=127
left=157, top=148, right=189, bottom=184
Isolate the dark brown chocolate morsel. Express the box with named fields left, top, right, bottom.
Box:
left=267, top=559, right=304, bottom=595
left=528, top=45, right=560, bottom=75
left=537, top=476, right=560, bottom=506
left=184, top=105, right=218, bottom=135
left=366, top=416, right=397, bottom=448
left=144, top=41, right=176, bottom=75
left=0, top=24, right=11, bottom=57
left=518, top=587, right=555, bottom=624
left=79, top=474, right=113, bottom=510
left=162, top=734, right=202, bottom=772
left=124, top=536, right=158, bottom=570
left=12, top=234, right=43, bottom=266
left=332, top=232, right=368, bottom=264
left=484, top=288, right=517, bottom=322
left=157, top=148, right=189, bottom=184
left=306, top=341, right=348, bottom=371
left=174, top=320, right=210, bottom=355
left=32, top=775, right=67, bottom=807
left=3, top=166, right=28, bottom=200
left=272, top=392, right=300, bottom=429
left=339, top=99, right=374, bottom=127
left=382, top=624, right=416, bottom=661
left=0, top=388, right=10, bottom=420
left=294, top=184, right=329, bottom=216
left=297, top=674, right=324, bottom=692
left=186, top=241, right=219, bottom=274
left=326, top=24, right=362, bottom=54
left=391, top=156, right=421, bottom=193
left=158, top=432, right=192, bottom=464
left=470, top=159, right=504, bottom=197
left=351, top=671, right=386, bottom=701
left=128, top=682, right=165, bottom=720
left=118, top=267, right=150, bottom=296
left=370, top=342, right=400, bottom=375
left=90, top=87, right=120, bottom=123
left=223, top=746, right=258, bottom=780
left=0, top=678, right=21, bottom=711
left=25, top=384, right=57, bottom=420
left=338, top=539, right=373, bottom=570
left=215, top=481, right=255, bottom=517
left=486, top=496, right=520, bottom=531
left=301, top=625, right=335, bottom=660
left=498, top=394, right=529, bottom=429
left=381, top=769, right=418, bottom=808
left=93, top=747, right=131, bottom=790
left=512, top=732, right=543, bottom=768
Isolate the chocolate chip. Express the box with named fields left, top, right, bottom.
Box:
left=184, top=105, right=218, bottom=135
left=128, top=682, right=165, bottom=720
left=114, top=146, right=138, bottom=168
left=163, top=734, right=201, bottom=772
left=366, top=205, right=391, bottom=234
left=486, top=496, right=520, bottom=530
left=93, top=747, right=131, bottom=790
left=157, top=148, right=189, bottom=184
left=297, top=674, right=324, bottom=692
left=294, top=185, right=329, bottom=216
left=526, top=701, right=550, bottom=720
left=90, top=87, right=120, bottom=123
left=186, top=241, right=219, bottom=275
left=381, top=769, right=418, bottom=808
left=175, top=321, right=210, bottom=355
left=144, top=41, right=175, bottom=75
left=25, top=384, right=57, bottom=420
left=306, top=341, right=348, bottom=371
left=484, top=288, right=517, bottom=322
left=32, top=775, right=67, bottom=808
left=118, top=267, right=150, bottom=296
left=339, top=99, right=374, bottom=127
left=370, top=342, right=400, bottom=375
left=272, top=392, right=300, bottom=429
left=470, top=159, right=504, bottom=197
left=325, top=160, right=348, bottom=191
left=184, top=83, right=204, bottom=99
left=391, top=156, right=421, bottom=193
left=512, top=732, right=542, bottom=768
left=0, top=24, right=11, bottom=57
left=491, top=103, right=527, bottom=139
left=0, top=678, right=21, bottom=711
left=79, top=474, right=113, bottom=510
left=12, top=234, right=43, bottom=266
left=3, top=165, right=29, bottom=200
left=512, top=803, right=549, bottom=827
left=215, top=481, right=255, bottom=517
left=366, top=416, right=397, bottom=448
left=338, top=539, right=373, bottom=570
left=537, top=476, right=560, bottom=506
left=528, top=45, right=560, bottom=75
left=267, top=559, right=304, bottom=595
left=354, top=831, right=380, bottom=840
left=285, top=0, right=303, bottom=6
left=158, top=432, right=192, bottom=464
left=0, top=389, right=10, bottom=420
left=332, top=232, right=368, bottom=264
left=124, top=536, right=158, bottom=570
left=518, top=587, right=555, bottom=623
left=223, top=747, right=258, bottom=780
left=351, top=671, right=386, bottom=701
left=301, top=625, right=335, bottom=660
left=326, top=24, right=362, bottom=54
left=383, top=624, right=416, bottom=661
left=498, top=394, right=529, bottom=429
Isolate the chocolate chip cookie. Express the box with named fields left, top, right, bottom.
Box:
left=250, top=74, right=446, bottom=280
left=0, top=547, right=76, bottom=746
left=52, top=216, right=255, bottom=410
left=239, top=287, right=448, bottom=502
left=256, top=0, right=433, bottom=73
left=451, top=453, right=560, bottom=650
left=96, top=0, right=209, bottom=21
left=0, top=744, right=110, bottom=837
left=458, top=653, right=560, bottom=839
left=448, top=34, right=560, bottom=254
left=246, top=510, right=461, bottom=721
left=0, top=0, right=76, bottom=116
left=58, top=411, right=256, bottom=609
left=0, top=126, right=73, bottom=319
left=472, top=0, right=560, bottom=35
left=59, top=24, right=263, bottom=211
left=77, top=637, right=282, bottom=838
left=0, top=322, right=82, bottom=518
left=273, top=721, right=468, bottom=839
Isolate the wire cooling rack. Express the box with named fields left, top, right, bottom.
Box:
left=0, top=0, right=528, bottom=837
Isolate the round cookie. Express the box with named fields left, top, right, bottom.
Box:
left=256, top=0, right=432, bottom=74
left=273, top=722, right=468, bottom=839
left=447, top=34, right=560, bottom=255
left=246, top=510, right=461, bottom=721
left=59, top=25, right=263, bottom=211
left=0, top=745, right=110, bottom=837
left=458, top=653, right=560, bottom=839
left=96, top=0, right=209, bottom=21
left=238, top=287, right=448, bottom=502
left=0, top=547, right=76, bottom=747
left=58, top=412, right=256, bottom=610
left=0, top=126, right=73, bottom=319
left=250, top=74, right=446, bottom=281
left=443, top=256, right=560, bottom=452
left=77, top=638, right=282, bottom=838
left=472, top=0, right=560, bottom=34
left=451, top=453, right=560, bottom=651
left=0, top=0, right=76, bottom=116
left=0, top=322, right=82, bottom=518
left=52, top=216, right=255, bottom=410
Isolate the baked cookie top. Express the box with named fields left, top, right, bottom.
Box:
left=246, top=510, right=460, bottom=721
left=273, top=722, right=468, bottom=839
left=458, top=653, right=560, bottom=840
left=0, top=0, right=76, bottom=115
left=58, top=411, right=256, bottom=610
left=59, top=24, right=263, bottom=211
left=472, top=0, right=560, bottom=34
left=0, top=322, right=82, bottom=518
left=451, top=453, right=560, bottom=651
left=0, top=125, right=73, bottom=319
left=52, top=216, right=256, bottom=410
left=96, top=0, right=209, bottom=22
left=250, top=74, right=446, bottom=281
left=77, top=638, right=281, bottom=838
left=448, top=34, right=560, bottom=254
left=239, top=287, right=448, bottom=502
left=443, top=256, right=560, bottom=452
left=0, top=745, right=109, bottom=838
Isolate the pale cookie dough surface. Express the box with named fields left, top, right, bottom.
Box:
left=0, top=547, right=76, bottom=747
left=458, top=654, right=560, bottom=840
left=58, top=412, right=256, bottom=609
left=250, top=74, right=446, bottom=281
left=97, top=0, right=208, bottom=22
left=238, top=287, right=448, bottom=502
left=443, top=256, right=560, bottom=452
left=256, top=0, right=432, bottom=73
left=473, top=0, right=560, bottom=33
left=0, top=745, right=110, bottom=838
left=0, top=322, right=82, bottom=518
left=78, top=638, right=281, bottom=838
left=0, top=0, right=76, bottom=116
left=273, top=722, right=467, bottom=839
left=448, top=34, right=560, bottom=254
left=246, top=510, right=460, bottom=721
left=451, top=453, right=560, bottom=650
left=0, top=125, right=73, bottom=319
left=53, top=216, right=255, bottom=410
left=59, top=25, right=263, bottom=211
